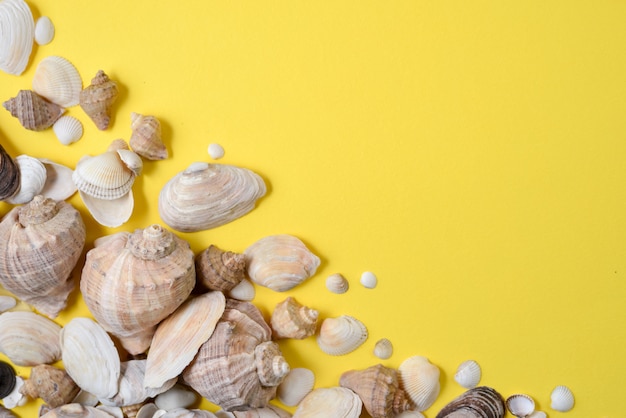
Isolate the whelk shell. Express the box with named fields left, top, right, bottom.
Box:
left=0, top=311, right=62, bottom=366
left=398, top=355, right=440, bottom=412
left=79, top=70, right=119, bottom=130
left=505, top=394, right=535, bottom=418
left=130, top=112, right=168, bottom=160
left=454, top=359, right=481, bottom=389
left=316, top=315, right=368, bottom=356
left=550, top=385, right=574, bottom=412
left=277, top=367, right=315, bottom=407
left=32, top=56, right=82, bottom=108
left=34, top=16, right=55, bottom=45
left=245, top=234, right=321, bottom=292
left=292, top=387, right=362, bottom=418
left=270, top=296, right=318, bottom=340
left=3, top=90, right=64, bottom=131
left=195, top=245, right=246, bottom=292
left=435, top=386, right=505, bottom=418
left=53, top=115, right=83, bottom=145
left=4, top=154, right=47, bottom=204
left=20, top=364, right=80, bottom=408
left=0, top=143, right=20, bottom=200
left=373, top=338, right=394, bottom=360
left=158, top=162, right=266, bottom=233
left=325, top=273, right=349, bottom=294
left=0, top=0, right=34, bottom=75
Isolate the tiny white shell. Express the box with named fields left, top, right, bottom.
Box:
left=454, top=359, right=481, bottom=389
left=550, top=385, right=574, bottom=412
left=277, top=367, right=315, bottom=407
left=359, top=271, right=377, bottom=289
left=326, top=273, right=349, bottom=294
left=5, top=155, right=47, bottom=204
left=373, top=338, right=393, bottom=359
left=34, top=16, right=54, bottom=45
left=53, top=115, right=83, bottom=145
left=208, top=143, right=225, bottom=159
left=317, top=315, right=368, bottom=356
left=32, top=56, right=82, bottom=107
left=506, top=394, right=535, bottom=418
left=528, top=411, right=547, bottom=418
left=227, top=278, right=255, bottom=301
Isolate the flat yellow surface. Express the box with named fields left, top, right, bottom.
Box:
left=1, top=1, right=625, bottom=417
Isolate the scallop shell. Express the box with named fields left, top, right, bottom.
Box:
left=195, top=245, right=246, bottom=292
left=227, top=278, right=256, bottom=301
left=373, top=338, right=393, bottom=360
left=154, top=384, right=198, bottom=411
left=0, top=0, right=34, bottom=75
left=34, top=16, right=55, bottom=45
left=435, top=386, right=505, bottom=418
left=360, top=271, right=378, bottom=289
left=159, top=162, right=266, bottom=232
left=245, top=234, right=320, bottom=292
left=0, top=196, right=86, bottom=317
left=53, top=115, right=84, bottom=145
left=277, top=367, right=315, bottom=407
left=215, top=405, right=291, bottom=418
left=270, top=297, right=318, bottom=340
left=39, top=158, right=78, bottom=201
left=325, top=273, right=349, bottom=294
left=40, top=404, right=119, bottom=418
left=79, top=70, right=118, bottom=130
left=506, top=394, right=535, bottom=418
left=454, top=360, right=481, bottom=389
left=550, top=385, right=574, bottom=412
left=32, top=56, right=82, bottom=107
left=130, top=112, right=168, bottom=160
left=0, top=143, right=20, bottom=200
left=398, top=355, right=440, bottom=412
left=292, top=387, right=362, bottom=418
left=4, top=154, right=47, bottom=204
left=3, top=90, right=64, bottom=131
left=20, top=364, right=80, bottom=408
left=316, top=315, right=368, bottom=356
left=0, top=311, right=62, bottom=366
left=80, top=224, right=196, bottom=355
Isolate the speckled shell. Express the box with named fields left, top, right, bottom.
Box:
left=4, top=154, right=47, bottom=204
left=130, top=113, right=168, bottom=160
left=158, top=162, right=266, bottom=233
left=292, top=387, right=362, bottom=418
left=270, top=297, right=318, bottom=340
left=316, top=315, right=368, bottom=356
left=277, top=367, right=315, bottom=407
left=79, top=70, right=118, bottom=130
left=0, top=144, right=20, bottom=200
left=0, top=0, right=34, bottom=76
left=435, top=386, right=505, bottom=418
left=195, top=245, right=246, bottom=292
left=454, top=360, right=481, bottom=389
left=80, top=225, right=196, bottom=354
left=3, top=90, right=64, bottom=131
left=0, top=196, right=86, bottom=317
left=398, top=356, right=440, bottom=412
left=182, top=299, right=290, bottom=412
left=0, top=311, right=61, bottom=366
left=32, top=56, right=82, bottom=108
left=20, top=364, right=80, bottom=408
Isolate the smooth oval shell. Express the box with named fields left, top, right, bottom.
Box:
left=277, top=367, right=315, bottom=407
left=506, top=394, right=535, bottom=418
left=53, top=115, right=84, bottom=145
left=292, top=387, right=362, bottom=418
left=20, top=364, right=80, bottom=408
left=435, top=386, right=505, bottom=418
left=454, top=360, right=481, bottom=389
left=0, top=0, right=34, bottom=75
left=3, top=89, right=64, bottom=131
left=0, top=311, right=61, bottom=366
left=360, top=271, right=378, bottom=289
left=195, top=245, right=246, bottom=292
left=37, top=158, right=78, bottom=201
left=373, top=338, right=393, bottom=360
left=79, top=70, right=118, bottom=130
left=130, top=112, right=167, bottom=160
left=398, top=356, right=440, bottom=412
left=4, top=154, right=47, bottom=204
left=32, top=56, right=82, bottom=107
left=208, top=143, right=225, bottom=159
left=158, top=162, right=266, bottom=233
left=316, top=315, right=368, bottom=356
left=550, top=385, right=574, bottom=412
left=34, top=16, right=54, bottom=45
left=270, top=297, right=318, bottom=340
left=325, top=273, right=348, bottom=294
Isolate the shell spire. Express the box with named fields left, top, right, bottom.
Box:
left=79, top=70, right=118, bottom=130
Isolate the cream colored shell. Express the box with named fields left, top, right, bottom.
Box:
left=270, top=297, right=318, bottom=340
left=277, top=367, right=315, bottom=407
left=5, top=154, right=47, bottom=204
left=292, top=387, right=362, bottom=418
left=0, top=0, right=34, bottom=75
left=454, top=359, right=481, bottom=389
left=316, top=315, right=368, bottom=356
left=0, top=311, right=61, bottom=366
left=373, top=338, right=393, bottom=360
left=397, top=355, right=440, bottom=412
left=34, top=16, right=54, bottom=45
left=32, top=56, right=82, bottom=107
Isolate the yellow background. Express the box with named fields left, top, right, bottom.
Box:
left=1, top=1, right=625, bottom=417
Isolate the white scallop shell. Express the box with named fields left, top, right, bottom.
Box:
left=227, top=278, right=256, bottom=301
left=373, top=338, right=393, bottom=359
left=34, top=16, right=54, bottom=45
left=0, top=311, right=61, bottom=366
left=528, top=411, right=547, bottom=418
left=0, top=0, right=34, bottom=75
left=32, top=56, right=82, bottom=107
left=398, top=355, right=440, bottom=412
left=359, top=271, right=377, bottom=289
left=454, top=359, right=481, bottom=389
left=317, top=315, right=368, bottom=356
left=73, top=151, right=135, bottom=200
left=506, top=394, right=535, bottom=418
left=5, top=154, right=47, bottom=204
left=53, top=115, right=83, bottom=145
left=325, top=273, right=349, bottom=294
left=39, top=158, right=77, bottom=201
left=293, top=387, right=362, bottom=418
left=277, top=367, right=315, bottom=407
left=208, top=143, right=225, bottom=159
left=550, top=385, right=574, bottom=412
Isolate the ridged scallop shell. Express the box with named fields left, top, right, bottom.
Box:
left=0, top=144, right=20, bottom=200
left=435, top=386, right=505, bottom=418
left=81, top=224, right=195, bottom=355
left=292, top=387, right=362, bottom=418
left=4, top=154, right=47, bottom=204
left=0, top=0, right=34, bottom=75
left=373, top=338, right=393, bottom=360
left=34, top=16, right=54, bottom=45
left=325, top=273, right=349, bottom=294
left=277, top=367, right=315, bottom=407
left=0, top=311, right=61, bottom=366
left=53, top=115, right=83, bottom=145
left=3, top=90, right=64, bottom=131
left=505, top=394, right=535, bottom=418
left=270, top=297, right=318, bottom=340
left=159, top=162, right=266, bottom=233
left=79, top=70, right=118, bottom=130
left=216, top=405, right=291, bottom=418
left=227, top=278, right=256, bottom=301
left=40, top=404, right=119, bottom=418
left=454, top=360, right=481, bottom=389
left=245, top=235, right=320, bottom=292
left=32, top=56, right=82, bottom=108
left=398, top=356, right=440, bottom=412
left=0, top=196, right=86, bottom=317
left=20, top=364, right=80, bottom=408
left=130, top=112, right=168, bottom=160
left=195, top=245, right=246, bottom=292
left=317, top=315, right=368, bottom=356
left=550, top=385, right=574, bottom=412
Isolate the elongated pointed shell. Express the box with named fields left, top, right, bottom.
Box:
left=0, top=0, right=34, bottom=76
left=398, top=356, right=440, bottom=412
left=270, top=297, right=318, bottom=340
left=0, top=196, right=86, bottom=317
left=0, top=311, right=61, bottom=366
left=0, top=144, right=20, bottom=200
left=79, top=70, right=118, bottom=130
left=130, top=113, right=167, bottom=160
left=435, top=386, right=505, bottom=418
left=81, top=225, right=195, bottom=355
left=454, top=360, right=481, bottom=389
left=195, top=245, right=246, bottom=292
left=277, top=367, right=315, bottom=407
left=20, top=364, right=80, bottom=408
left=32, top=56, right=82, bottom=108
left=292, top=387, right=362, bottom=418
left=3, top=90, right=64, bottom=131
left=316, top=315, right=368, bottom=356
left=159, top=162, right=266, bottom=233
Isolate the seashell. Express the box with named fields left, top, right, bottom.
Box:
left=340, top=364, right=413, bottom=418
left=528, top=411, right=547, bottom=418
left=79, top=70, right=118, bottom=130
left=2, top=375, right=26, bottom=409
left=454, top=359, right=481, bottom=389
left=245, top=235, right=320, bottom=292
left=40, top=403, right=120, bottom=418
left=96, top=406, right=124, bottom=418
left=3, top=90, right=64, bottom=131
left=325, top=273, right=348, bottom=294
left=435, top=386, right=505, bottom=418
left=398, top=355, right=440, bottom=412
left=292, top=387, right=362, bottom=418
left=208, top=143, right=225, bottom=159
left=60, top=317, right=121, bottom=400
left=182, top=299, right=290, bottom=411
left=32, top=56, right=82, bottom=107
left=506, top=394, right=535, bottom=418
left=0, top=296, right=16, bottom=313
left=0, top=195, right=86, bottom=317
left=0, top=310, right=61, bottom=366
left=20, top=364, right=80, bottom=408
left=159, top=162, right=266, bottom=232
left=195, top=245, right=246, bottom=292
left=0, top=144, right=20, bottom=200
left=550, top=385, right=574, bottom=412
left=39, top=158, right=78, bottom=201
left=216, top=405, right=292, bottom=417
left=373, top=338, right=393, bottom=360
left=0, top=361, right=16, bottom=398
left=145, top=291, right=226, bottom=389
left=277, top=367, right=315, bottom=407
left=72, top=390, right=100, bottom=407
left=136, top=403, right=159, bottom=418
left=270, top=297, right=318, bottom=340
left=130, top=112, right=168, bottom=160
left=360, top=271, right=378, bottom=289
left=0, top=405, right=17, bottom=418
left=120, top=402, right=145, bottom=418
left=316, top=315, right=368, bottom=356
left=395, top=412, right=425, bottom=418
left=4, top=154, right=47, bottom=204
left=53, top=115, right=84, bottom=145
left=160, top=409, right=218, bottom=418
left=81, top=224, right=195, bottom=355
left=35, top=16, right=55, bottom=45
left=154, top=384, right=198, bottom=411
left=0, top=0, right=34, bottom=75
left=227, top=278, right=256, bottom=301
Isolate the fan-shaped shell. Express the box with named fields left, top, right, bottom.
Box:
left=3, top=90, right=64, bottom=131
left=20, top=364, right=80, bottom=408
left=325, top=273, right=349, bottom=294
left=373, top=338, right=393, bottom=360
left=80, top=225, right=195, bottom=355
left=270, top=297, right=318, bottom=340
left=130, top=112, right=168, bottom=160
left=0, top=143, right=20, bottom=200
left=245, top=235, right=320, bottom=292
left=292, top=387, right=362, bottom=418
left=506, top=394, right=535, bottom=418
left=435, top=386, right=505, bottom=418
left=34, top=16, right=54, bottom=45
left=0, top=311, right=61, bottom=366
left=550, top=385, right=574, bottom=412
left=277, top=367, right=315, bottom=407
left=5, top=154, right=47, bottom=204
left=454, top=360, right=481, bottom=389
left=316, top=315, right=368, bottom=356
left=53, top=115, right=83, bottom=145
left=0, top=0, right=34, bottom=75
left=32, top=56, right=82, bottom=107
left=0, top=196, right=86, bottom=317
left=158, top=162, right=266, bottom=233
left=398, top=356, right=440, bottom=412
left=79, top=70, right=118, bottom=130
left=195, top=245, right=246, bottom=292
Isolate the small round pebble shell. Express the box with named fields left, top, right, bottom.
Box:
left=360, top=271, right=378, bottom=289
left=373, top=338, right=393, bottom=359
left=208, top=143, right=225, bottom=159
left=35, top=16, right=55, bottom=45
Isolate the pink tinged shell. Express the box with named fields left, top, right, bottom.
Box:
left=34, top=16, right=54, bottom=45
left=79, top=70, right=118, bottom=130
left=0, top=0, right=34, bottom=75
left=130, top=112, right=168, bottom=160
left=0, top=311, right=61, bottom=366
left=270, top=297, right=318, bottom=340
left=53, top=115, right=83, bottom=145
left=316, top=315, right=368, bottom=356
left=3, top=90, right=64, bottom=131
left=160, top=409, right=219, bottom=418
left=398, top=356, right=440, bottom=412
left=292, top=387, right=362, bottom=418
left=32, top=56, right=82, bottom=108
left=550, top=385, right=574, bottom=412
left=277, top=367, right=315, bottom=407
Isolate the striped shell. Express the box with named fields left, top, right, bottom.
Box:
left=0, top=0, right=34, bottom=75
left=325, top=273, right=349, bottom=294
left=316, top=315, right=368, bottom=356
left=3, top=90, right=64, bottom=131
left=53, top=115, right=84, bottom=145
left=373, top=338, right=394, bottom=360
left=277, top=367, right=315, bottom=407
left=398, top=356, right=440, bottom=412
left=454, top=360, right=481, bottom=389
left=292, top=387, right=362, bottom=418
left=550, top=385, right=574, bottom=412
left=79, top=70, right=118, bottom=130
left=195, top=245, right=246, bottom=292
left=0, top=143, right=20, bottom=200
left=0, top=311, right=61, bottom=366
left=130, top=112, right=167, bottom=160
left=505, top=394, right=535, bottom=418
left=32, top=56, right=82, bottom=107
left=270, top=297, right=318, bottom=340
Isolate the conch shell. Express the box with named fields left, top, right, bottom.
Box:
left=20, top=364, right=80, bottom=408
left=0, top=143, right=20, bottom=200
left=270, top=297, right=318, bottom=340
left=3, top=90, right=64, bottom=131
left=0, top=195, right=86, bottom=317
left=195, top=245, right=246, bottom=292
left=80, top=224, right=196, bottom=354
left=79, top=70, right=118, bottom=130
left=130, top=112, right=168, bottom=160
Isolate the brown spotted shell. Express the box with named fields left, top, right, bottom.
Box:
left=2, top=90, right=64, bottom=131
left=195, top=245, right=246, bottom=292
left=20, top=364, right=80, bottom=408
left=79, top=70, right=118, bottom=130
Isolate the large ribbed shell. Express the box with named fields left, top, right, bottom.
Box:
left=0, top=143, right=20, bottom=200
left=0, top=196, right=86, bottom=317
left=32, top=56, right=82, bottom=108
left=0, top=0, right=34, bottom=76
left=72, top=148, right=136, bottom=200
left=3, top=90, right=64, bottom=131
left=158, top=162, right=266, bottom=233
left=195, top=245, right=246, bottom=292
left=0, top=311, right=61, bottom=366
left=182, top=299, right=290, bottom=412
left=398, top=356, right=440, bottom=412
left=80, top=225, right=195, bottom=355
left=316, top=315, right=368, bottom=356
left=435, top=386, right=505, bottom=418
left=292, top=387, right=362, bottom=418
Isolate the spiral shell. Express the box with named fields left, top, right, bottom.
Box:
left=270, top=297, right=318, bottom=340
left=316, top=315, right=368, bottom=356
left=195, top=245, right=246, bottom=292
left=0, top=0, right=34, bottom=75
left=130, top=112, right=168, bottom=160
left=398, top=356, right=440, bottom=412
left=0, top=311, right=62, bottom=366
left=34, top=16, right=54, bottom=45
left=32, top=56, right=82, bottom=108
left=435, top=386, right=505, bottom=418
left=292, top=387, right=362, bottom=418
left=3, top=90, right=64, bottom=131
left=79, top=70, right=118, bottom=130
left=20, top=364, right=80, bottom=408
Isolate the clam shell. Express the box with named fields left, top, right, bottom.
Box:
left=277, top=367, right=315, bottom=407
left=216, top=405, right=291, bottom=417
left=373, top=338, right=393, bottom=360
left=53, top=115, right=84, bottom=145
left=0, top=0, right=34, bottom=75
left=506, top=394, right=535, bottom=418
left=398, top=355, right=440, bottom=412
left=39, top=158, right=78, bottom=201
left=79, top=70, right=118, bottom=130
left=292, top=387, right=362, bottom=418
left=227, top=278, right=256, bottom=301
left=130, top=112, right=168, bottom=160
left=550, top=385, right=574, bottom=412
left=0, top=311, right=62, bottom=366
left=154, top=384, right=198, bottom=411
left=245, top=234, right=321, bottom=292
left=195, top=245, right=246, bottom=292
left=4, top=154, right=47, bottom=204
left=158, top=162, right=266, bottom=233
left=316, top=315, right=368, bottom=356
left=0, top=143, right=20, bottom=200
left=20, top=364, right=80, bottom=408
left=32, top=56, right=82, bottom=107
left=40, top=404, right=119, bottom=418
left=435, top=386, right=505, bottom=418
left=34, top=16, right=55, bottom=45
left=3, top=90, right=64, bottom=131
left=454, top=360, right=481, bottom=389
left=325, top=273, right=349, bottom=294
left=270, top=297, right=318, bottom=340
left=0, top=295, right=16, bottom=312
left=360, top=271, right=378, bottom=289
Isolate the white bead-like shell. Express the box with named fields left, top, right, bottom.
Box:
left=0, top=0, right=34, bottom=76
left=325, top=273, right=349, bottom=294
left=506, top=394, right=535, bottom=418
left=53, top=115, right=83, bottom=145
left=359, top=271, right=377, bottom=289
left=550, top=385, right=574, bottom=412
left=398, top=355, right=440, bottom=412
left=0, top=311, right=61, bottom=366
left=32, top=56, right=82, bottom=108
left=454, top=359, right=481, bottom=389
left=208, top=143, right=225, bottom=159
left=4, top=154, right=47, bottom=204
left=227, top=278, right=256, bottom=301
left=373, top=338, right=393, bottom=360
left=277, top=367, right=315, bottom=407
left=316, top=315, right=368, bottom=356
left=34, top=16, right=54, bottom=45
left=293, top=387, right=362, bottom=418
